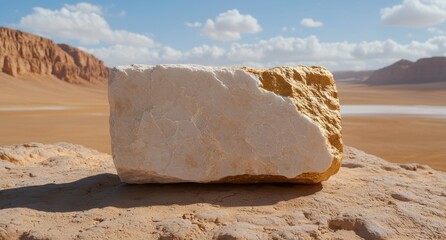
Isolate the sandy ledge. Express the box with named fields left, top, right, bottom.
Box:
left=0, top=142, right=445, bottom=239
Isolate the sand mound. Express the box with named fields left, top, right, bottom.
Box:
left=0, top=143, right=445, bottom=239
left=0, top=142, right=109, bottom=167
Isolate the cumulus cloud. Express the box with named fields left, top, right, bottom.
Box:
left=18, top=2, right=154, bottom=46
left=300, top=18, right=324, bottom=28
left=84, top=35, right=446, bottom=70
left=18, top=2, right=446, bottom=71
left=381, top=0, right=446, bottom=27
left=84, top=44, right=227, bottom=67
left=200, top=9, right=261, bottom=41
left=65, top=2, right=102, bottom=14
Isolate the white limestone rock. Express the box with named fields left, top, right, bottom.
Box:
left=108, top=64, right=342, bottom=183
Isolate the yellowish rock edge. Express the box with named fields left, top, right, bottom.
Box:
left=213, top=66, right=343, bottom=183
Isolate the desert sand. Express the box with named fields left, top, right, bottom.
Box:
left=1, top=142, right=445, bottom=239
left=0, top=73, right=111, bottom=153
left=342, top=117, right=446, bottom=171
left=338, top=81, right=446, bottom=171
left=337, top=81, right=446, bottom=105
left=1, top=73, right=445, bottom=171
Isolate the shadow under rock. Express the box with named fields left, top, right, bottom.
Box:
left=0, top=173, right=322, bottom=212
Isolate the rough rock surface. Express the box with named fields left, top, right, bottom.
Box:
left=366, top=57, right=446, bottom=85
left=109, top=64, right=342, bottom=183
left=0, top=27, right=108, bottom=83
left=1, top=143, right=445, bottom=239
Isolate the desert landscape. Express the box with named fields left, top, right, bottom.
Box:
left=0, top=72, right=110, bottom=153
left=1, top=3, right=446, bottom=238
left=1, top=70, right=445, bottom=170
left=339, top=81, right=446, bottom=171
left=1, top=27, right=445, bottom=171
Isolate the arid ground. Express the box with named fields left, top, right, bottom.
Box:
left=338, top=81, right=446, bottom=171
left=0, top=73, right=445, bottom=171
left=0, top=73, right=110, bottom=153
left=2, top=143, right=445, bottom=239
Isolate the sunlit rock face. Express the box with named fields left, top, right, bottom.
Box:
left=109, top=64, right=342, bottom=183
left=0, top=27, right=108, bottom=83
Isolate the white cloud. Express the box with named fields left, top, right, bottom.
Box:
left=300, top=18, right=323, bottom=28
left=185, top=21, right=202, bottom=28
left=18, top=2, right=446, bottom=71
left=82, top=45, right=159, bottom=66
left=381, top=0, right=446, bottom=27
left=84, top=34, right=446, bottom=71
left=18, top=2, right=154, bottom=46
left=200, top=9, right=261, bottom=41
left=427, top=27, right=445, bottom=34
left=65, top=2, right=102, bottom=14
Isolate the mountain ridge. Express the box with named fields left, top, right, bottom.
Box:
left=366, top=56, right=446, bottom=85
left=0, top=27, right=108, bottom=84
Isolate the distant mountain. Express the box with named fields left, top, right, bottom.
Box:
left=366, top=57, right=446, bottom=85
left=332, top=70, right=374, bottom=82
left=0, top=27, right=108, bottom=84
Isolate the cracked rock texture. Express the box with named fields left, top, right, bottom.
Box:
left=109, top=64, right=342, bottom=183
left=0, top=143, right=445, bottom=239
left=0, top=27, right=108, bottom=83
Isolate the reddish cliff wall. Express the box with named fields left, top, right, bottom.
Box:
left=0, top=27, right=108, bottom=83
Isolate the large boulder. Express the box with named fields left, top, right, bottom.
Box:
left=108, top=64, right=342, bottom=183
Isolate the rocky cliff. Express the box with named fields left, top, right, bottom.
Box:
left=366, top=57, right=446, bottom=85
left=0, top=27, right=108, bottom=84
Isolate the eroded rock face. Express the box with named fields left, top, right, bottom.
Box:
left=109, top=64, right=342, bottom=183
left=0, top=27, right=108, bottom=83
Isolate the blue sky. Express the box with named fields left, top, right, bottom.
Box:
left=2, top=0, right=446, bottom=70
